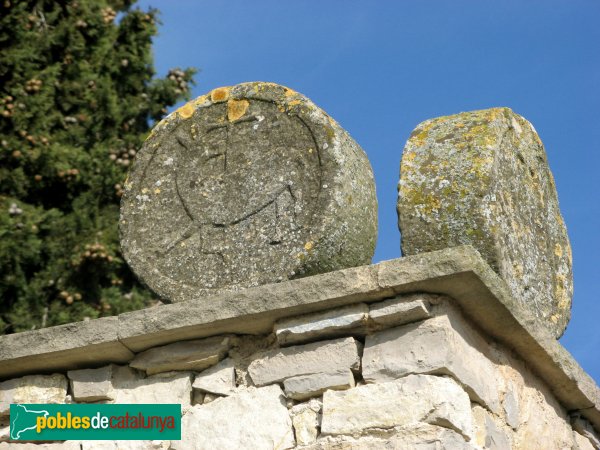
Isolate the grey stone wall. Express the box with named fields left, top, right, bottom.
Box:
left=2, top=293, right=598, bottom=449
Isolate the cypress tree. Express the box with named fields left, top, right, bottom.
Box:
left=0, top=0, right=195, bottom=333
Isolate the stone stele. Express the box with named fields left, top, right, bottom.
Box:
left=397, top=107, right=572, bottom=338
left=120, top=82, right=377, bottom=302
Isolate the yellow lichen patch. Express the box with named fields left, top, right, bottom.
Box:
left=554, top=243, right=563, bottom=258
left=141, top=188, right=149, bottom=194
left=304, top=241, right=314, bottom=251
left=176, top=101, right=195, bottom=119
left=287, top=99, right=301, bottom=107
left=410, top=121, right=435, bottom=147
left=154, top=188, right=161, bottom=194
left=211, top=87, right=230, bottom=103
left=550, top=314, right=559, bottom=324
left=284, top=87, right=298, bottom=97
left=227, top=99, right=250, bottom=122
left=554, top=274, right=569, bottom=309
left=192, top=94, right=209, bottom=107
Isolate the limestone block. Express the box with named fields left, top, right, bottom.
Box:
left=80, top=441, right=169, bottom=450
left=362, top=313, right=501, bottom=413
left=321, top=374, right=473, bottom=439
left=472, top=405, right=512, bottom=449
left=129, top=335, right=231, bottom=375
left=398, top=107, right=572, bottom=338
left=291, top=399, right=322, bottom=446
left=503, top=379, right=520, bottom=430
left=283, top=370, right=355, bottom=400
left=0, top=374, right=67, bottom=417
left=302, top=425, right=475, bottom=449
left=0, top=443, right=81, bottom=449
left=112, top=371, right=192, bottom=410
left=274, top=304, right=368, bottom=345
left=172, top=385, right=294, bottom=450
left=573, top=431, right=597, bottom=450
left=192, top=358, right=235, bottom=395
left=121, top=81, right=377, bottom=302
left=368, top=293, right=431, bottom=327
left=248, top=337, right=360, bottom=386
left=67, top=365, right=114, bottom=402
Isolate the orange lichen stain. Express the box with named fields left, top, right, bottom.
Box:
left=284, top=88, right=298, bottom=97
left=176, top=102, right=195, bottom=119
left=287, top=99, right=301, bottom=107
left=192, top=94, right=208, bottom=107
left=227, top=99, right=250, bottom=122
left=211, top=87, right=230, bottom=103
left=304, top=241, right=314, bottom=251
left=554, top=243, right=563, bottom=258
left=403, top=152, right=417, bottom=162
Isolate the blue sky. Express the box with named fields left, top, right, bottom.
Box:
left=138, top=1, right=600, bottom=382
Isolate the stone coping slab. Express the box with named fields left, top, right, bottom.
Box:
left=0, top=245, right=598, bottom=432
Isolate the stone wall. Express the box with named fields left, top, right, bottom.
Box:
left=1, top=248, right=599, bottom=449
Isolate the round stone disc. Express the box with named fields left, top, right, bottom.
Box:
left=120, top=82, right=377, bottom=302
left=397, top=107, right=573, bottom=338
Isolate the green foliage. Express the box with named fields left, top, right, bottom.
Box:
left=0, top=0, right=196, bottom=333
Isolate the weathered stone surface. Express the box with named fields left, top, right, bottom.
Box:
left=472, top=405, right=512, bottom=449
left=172, top=385, right=294, bottom=450
left=192, top=358, right=235, bottom=395
left=398, top=107, right=572, bottom=338
left=0, top=374, right=67, bottom=417
left=302, top=425, right=475, bottom=450
left=321, top=374, right=473, bottom=439
left=248, top=337, right=360, bottom=386
left=291, top=399, right=321, bottom=446
left=368, top=293, right=431, bottom=327
left=573, top=431, right=598, bottom=450
left=121, top=81, right=377, bottom=302
left=274, top=304, right=368, bottom=345
left=572, top=415, right=600, bottom=449
left=67, top=365, right=114, bottom=402
left=112, top=370, right=192, bottom=409
left=283, top=370, right=355, bottom=400
left=0, top=443, right=81, bottom=449
left=80, top=441, right=169, bottom=450
left=362, top=311, right=501, bottom=413
left=0, top=316, right=133, bottom=379
left=129, top=336, right=230, bottom=375
left=503, top=379, right=520, bottom=430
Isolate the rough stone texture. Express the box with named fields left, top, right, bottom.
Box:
left=574, top=431, right=598, bottom=450
left=0, top=316, right=133, bottom=379
left=472, top=404, right=512, bottom=449
left=129, top=336, right=231, bottom=375
left=503, top=379, right=520, bottom=430
left=321, top=374, right=473, bottom=439
left=572, top=415, right=600, bottom=449
left=398, top=107, right=572, bottom=338
left=67, top=365, right=114, bottom=402
left=283, top=370, right=355, bottom=400
left=494, top=347, right=575, bottom=449
left=0, top=374, right=67, bottom=417
left=368, top=293, right=431, bottom=327
left=274, top=304, right=368, bottom=345
left=121, top=81, right=377, bottom=302
left=172, top=385, right=294, bottom=450
left=191, top=357, right=235, bottom=395
left=111, top=370, right=192, bottom=410
left=291, top=399, right=321, bottom=446
left=362, top=309, right=501, bottom=414
left=302, top=425, right=475, bottom=450
left=248, top=337, right=360, bottom=386
left=0, top=443, right=81, bottom=449
left=80, top=441, right=169, bottom=450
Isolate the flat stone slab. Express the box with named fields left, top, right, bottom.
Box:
left=398, top=107, right=572, bottom=338
left=0, top=374, right=67, bottom=417
left=67, top=365, right=114, bottom=402
left=274, top=303, right=368, bottom=345
left=283, top=370, right=355, bottom=400
left=368, top=293, right=431, bottom=327
left=129, top=335, right=231, bottom=375
left=248, top=337, right=360, bottom=386
left=192, top=358, right=235, bottom=396
left=0, top=246, right=598, bottom=434
left=120, top=81, right=377, bottom=302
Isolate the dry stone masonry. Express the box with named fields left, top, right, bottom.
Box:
left=120, top=82, right=377, bottom=302
left=2, top=290, right=598, bottom=449
left=397, top=107, right=573, bottom=338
